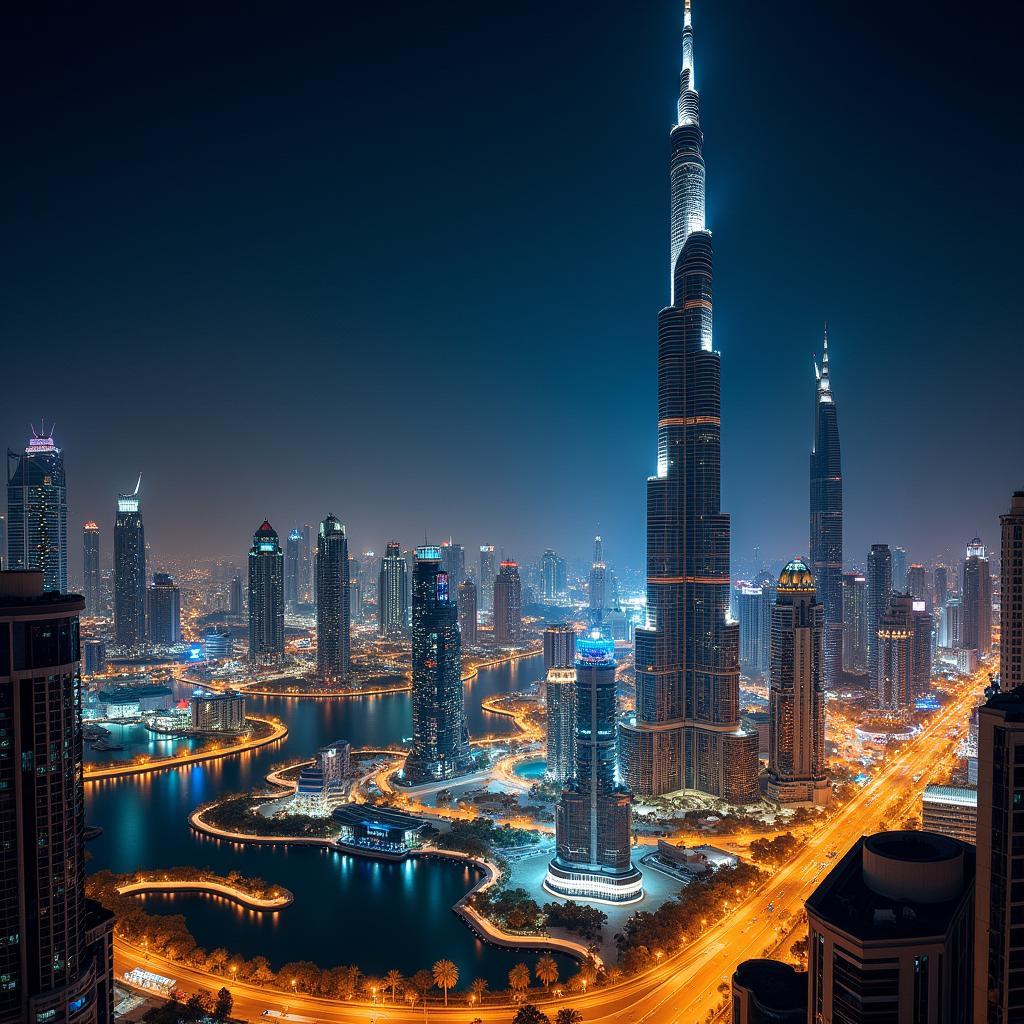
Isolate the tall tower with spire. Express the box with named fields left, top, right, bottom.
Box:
left=810, top=325, right=843, bottom=691
left=620, top=2, right=759, bottom=801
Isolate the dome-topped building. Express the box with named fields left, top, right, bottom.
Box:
left=777, top=558, right=816, bottom=593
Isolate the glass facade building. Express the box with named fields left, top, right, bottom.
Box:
left=457, top=577, right=477, bottom=645
left=316, top=514, right=350, bottom=679
left=113, top=479, right=146, bottom=647
left=146, top=572, right=180, bottom=645
left=478, top=545, right=496, bottom=614
left=248, top=521, right=285, bottom=666
left=841, top=571, right=867, bottom=673
left=378, top=541, right=408, bottom=636
left=866, top=544, right=892, bottom=689
left=285, top=528, right=302, bottom=607
left=493, top=560, right=522, bottom=644
left=82, top=522, right=100, bottom=616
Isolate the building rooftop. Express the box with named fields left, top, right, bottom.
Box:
left=733, top=959, right=807, bottom=1017
left=332, top=804, right=426, bottom=831
left=923, top=784, right=978, bottom=808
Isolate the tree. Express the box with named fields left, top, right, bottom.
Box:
left=513, top=1005, right=551, bottom=1024
left=469, top=977, right=489, bottom=1005
left=555, top=1010, right=584, bottom=1024
left=536, top=954, right=559, bottom=992
left=432, top=959, right=458, bottom=1006
left=384, top=969, right=403, bottom=1003
left=509, top=962, right=532, bottom=1000
left=213, top=987, right=233, bottom=1022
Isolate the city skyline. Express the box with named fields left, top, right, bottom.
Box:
left=5, top=2, right=1022, bottom=577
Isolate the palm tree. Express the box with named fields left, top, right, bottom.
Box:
left=432, top=959, right=458, bottom=1007
left=555, top=1009, right=583, bottom=1024
left=509, top=962, right=532, bottom=1001
left=535, top=954, right=559, bottom=993
left=469, top=978, right=489, bottom=1006
left=383, top=969, right=403, bottom=1003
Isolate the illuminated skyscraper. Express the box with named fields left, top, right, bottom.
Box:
left=440, top=540, right=465, bottom=596
left=493, top=560, right=522, bottom=644
left=146, top=572, right=180, bottom=644
left=404, top=546, right=470, bottom=783
left=588, top=536, right=608, bottom=625
left=1000, top=491, right=1024, bottom=691
left=248, top=521, right=284, bottom=666
left=810, top=327, right=843, bottom=691
left=316, top=514, right=350, bottom=679
left=0, top=571, right=115, bottom=1024
left=479, top=545, right=496, bottom=613
left=545, top=666, right=577, bottom=788
left=934, top=564, right=949, bottom=609
left=229, top=574, right=243, bottom=616
left=285, top=528, right=302, bottom=607
left=767, top=560, right=829, bottom=806
left=736, top=581, right=771, bottom=676
left=619, top=2, right=758, bottom=801
left=962, top=536, right=993, bottom=657
left=113, top=477, right=146, bottom=646
left=541, top=549, right=561, bottom=603
left=911, top=599, right=933, bottom=696
left=908, top=563, right=927, bottom=602
left=300, top=523, right=313, bottom=604
left=378, top=541, right=408, bottom=636
left=546, top=632, right=643, bottom=903
left=543, top=623, right=577, bottom=672
left=892, top=546, right=908, bottom=593
left=83, top=521, right=100, bottom=615
left=841, top=572, right=867, bottom=673
left=877, top=593, right=915, bottom=710
left=6, top=427, right=67, bottom=593
left=458, top=577, right=477, bottom=645
left=866, top=544, right=892, bottom=688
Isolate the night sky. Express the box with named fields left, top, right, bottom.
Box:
left=5, top=2, right=1023, bottom=581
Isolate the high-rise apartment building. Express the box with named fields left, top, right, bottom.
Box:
left=892, top=545, right=908, bottom=593
left=315, top=514, right=350, bottom=679
left=0, top=571, right=115, bottom=1024
left=5, top=428, right=68, bottom=594
left=285, top=528, right=302, bottom=607
left=113, top=478, right=146, bottom=647
left=943, top=596, right=962, bottom=650
left=911, top=599, right=934, bottom=696
left=83, top=522, right=100, bottom=615
left=545, top=632, right=643, bottom=903
left=493, top=560, right=522, bottom=644
left=545, top=666, right=577, bottom=788
left=963, top=536, right=993, bottom=657
left=540, top=549, right=563, bottom=603
left=841, top=571, right=867, bottom=673
left=619, top=2, right=758, bottom=801
left=229, top=574, right=243, bottom=616
left=440, top=541, right=465, bottom=596
left=877, top=593, right=915, bottom=710
left=934, top=564, right=949, bottom=610
left=457, top=577, right=477, bottom=645
left=908, top=563, right=927, bottom=602
left=378, top=541, right=408, bottom=636
left=810, top=328, right=843, bottom=691
left=248, top=521, right=284, bottom=666
left=1000, top=492, right=1024, bottom=690
left=300, top=524, right=313, bottom=604
left=866, top=544, right=892, bottom=689
left=146, top=572, right=180, bottom=644
left=404, top=547, right=470, bottom=783
left=767, top=560, right=829, bottom=806
left=543, top=623, right=577, bottom=673
left=736, top=582, right=772, bottom=676
left=479, top=545, right=496, bottom=614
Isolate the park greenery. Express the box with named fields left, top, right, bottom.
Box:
left=471, top=886, right=607, bottom=940
left=199, top=794, right=337, bottom=838
left=433, top=817, right=542, bottom=858
left=90, top=867, right=289, bottom=902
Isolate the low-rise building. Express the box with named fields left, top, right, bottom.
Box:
left=922, top=784, right=977, bottom=844
left=189, top=688, right=245, bottom=732
left=332, top=804, right=428, bottom=858
left=97, top=682, right=174, bottom=719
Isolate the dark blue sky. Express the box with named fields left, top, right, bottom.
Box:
left=5, top=2, right=1023, bottom=578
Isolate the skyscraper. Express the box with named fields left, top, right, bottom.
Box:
left=911, top=599, right=934, bottom=697
left=736, top=582, right=771, bottom=676
left=541, top=549, right=560, bottom=603
left=767, top=559, right=829, bottom=806
left=543, top=623, right=577, bottom=673
left=248, top=521, right=284, bottom=666
left=316, top=514, right=350, bottom=679
left=113, top=477, right=146, bottom=647
left=300, top=523, right=313, bottom=604
left=440, top=540, right=465, bottom=596
left=378, top=541, right=408, bottom=636
left=934, top=564, right=949, bottom=610
left=841, top=571, right=867, bottom=673
left=908, top=563, right=927, bottom=602
left=545, top=632, right=643, bottom=903
left=83, top=521, right=100, bottom=615
left=229, top=574, right=243, bottom=616
left=457, top=577, right=477, bottom=645
left=285, top=528, right=302, bottom=607
left=0, top=571, right=115, bottom=1024
left=545, top=665, right=577, bottom=788
left=810, top=326, right=843, bottom=691
left=877, top=593, right=915, bottom=710
left=892, top=545, right=908, bottom=593
left=6, top=427, right=68, bottom=593
left=619, top=3, right=758, bottom=802
left=146, top=572, right=181, bottom=644
left=962, top=536, right=993, bottom=657
left=1000, top=491, right=1024, bottom=690
left=493, top=560, right=522, bottom=644
left=404, top=546, right=470, bottom=783
left=866, top=544, right=892, bottom=688
left=479, top=545, right=496, bottom=614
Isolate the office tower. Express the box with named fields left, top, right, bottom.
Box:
left=300, top=523, right=313, bottom=603
left=543, top=623, right=577, bottom=672
left=146, top=572, right=181, bottom=644
left=545, top=632, right=643, bottom=902
left=378, top=541, right=409, bottom=636
left=404, top=546, right=470, bottom=783
left=620, top=2, right=758, bottom=802
left=83, top=521, right=100, bottom=615
left=545, top=665, right=577, bottom=788
left=963, top=536, right=993, bottom=657
left=908, top=563, right=927, bottom=602
left=892, top=545, right=908, bottom=592
left=0, top=571, right=115, bottom=1024
left=976, top=683, right=1024, bottom=1022
left=440, top=540, right=465, bottom=595
left=911, top=599, right=934, bottom=696
left=229, top=574, right=243, bottom=616
left=876, top=593, right=915, bottom=710
left=934, top=564, right=949, bottom=610
left=479, top=545, right=496, bottom=613
left=921, top=785, right=977, bottom=845
left=766, top=560, right=829, bottom=806
left=841, top=572, right=867, bottom=673
left=541, top=549, right=560, bottom=603
left=457, top=577, right=477, bottom=645
left=1000, top=491, right=1024, bottom=690
left=865, top=544, right=892, bottom=688
left=493, top=560, right=522, bottom=643
left=6, top=427, right=68, bottom=593
left=248, top=521, right=285, bottom=666
left=285, top=528, right=302, bottom=606
left=943, top=597, right=962, bottom=649
left=113, top=477, right=146, bottom=647
left=736, top=581, right=771, bottom=676
left=83, top=638, right=106, bottom=676
left=810, top=326, right=843, bottom=691
left=315, top=514, right=350, bottom=679
left=808, top=832, right=974, bottom=1024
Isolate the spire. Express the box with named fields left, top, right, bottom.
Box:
left=678, top=0, right=698, bottom=126
left=817, top=323, right=832, bottom=401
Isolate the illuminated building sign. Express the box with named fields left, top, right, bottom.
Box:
left=436, top=571, right=449, bottom=603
